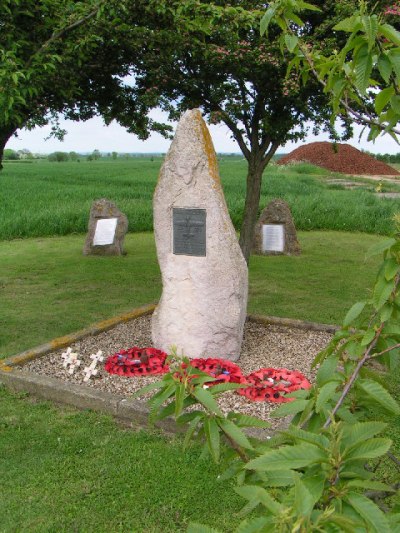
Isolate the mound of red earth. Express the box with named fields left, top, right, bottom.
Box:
left=278, top=142, right=399, bottom=176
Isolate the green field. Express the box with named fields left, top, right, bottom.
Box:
left=1, top=158, right=400, bottom=240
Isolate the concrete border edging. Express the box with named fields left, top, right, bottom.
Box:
left=247, top=313, right=339, bottom=333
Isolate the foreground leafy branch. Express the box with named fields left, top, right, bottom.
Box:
left=141, top=225, right=400, bottom=532
left=260, top=0, right=400, bottom=143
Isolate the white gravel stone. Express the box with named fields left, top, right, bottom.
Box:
left=25, top=316, right=332, bottom=430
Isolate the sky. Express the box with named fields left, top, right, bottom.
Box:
left=6, top=108, right=400, bottom=155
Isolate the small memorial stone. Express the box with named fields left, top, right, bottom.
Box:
left=83, top=199, right=128, bottom=256
left=152, top=109, right=248, bottom=361
left=253, top=199, right=300, bottom=256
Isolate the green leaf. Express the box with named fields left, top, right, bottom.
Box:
left=219, top=460, right=243, bottom=481
left=366, top=238, right=396, bottom=258
left=235, top=517, right=270, bottom=533
left=380, top=303, right=393, bottom=323
left=174, top=383, right=185, bottom=417
left=341, top=421, right=387, bottom=448
left=260, top=7, right=276, bottom=36
left=380, top=23, right=400, bottom=47
left=316, top=355, right=339, bottom=386
left=343, top=301, right=366, bottom=326
left=245, top=443, right=327, bottom=471
left=218, top=419, right=253, bottom=450
left=375, top=87, right=395, bottom=115
left=346, top=479, right=395, bottom=492
left=183, top=415, right=202, bottom=449
left=373, top=276, right=395, bottom=310
left=282, top=426, right=330, bottom=449
left=176, top=410, right=206, bottom=425
left=390, top=95, right=400, bottom=115
left=204, top=418, right=221, bottom=463
left=235, top=485, right=282, bottom=515
left=386, top=256, right=400, bottom=280
left=294, top=474, right=314, bottom=516
left=388, top=49, right=400, bottom=79
left=354, top=44, right=372, bottom=94
left=132, top=379, right=164, bottom=397
left=316, top=381, right=339, bottom=413
left=193, top=387, right=223, bottom=416
left=263, top=470, right=294, bottom=487
left=284, top=34, right=298, bottom=53
left=361, top=328, right=376, bottom=346
left=209, top=382, right=245, bottom=395
left=344, top=438, right=392, bottom=461
left=228, top=413, right=270, bottom=429
left=346, top=492, right=391, bottom=533
left=362, top=15, right=378, bottom=51
left=377, top=54, right=392, bottom=84
left=333, top=15, right=361, bottom=32
left=358, top=379, right=400, bottom=415
left=147, top=383, right=176, bottom=421
left=270, top=399, right=309, bottom=418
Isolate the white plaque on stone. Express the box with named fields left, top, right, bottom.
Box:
left=262, top=224, right=285, bottom=252
left=93, top=218, right=118, bottom=246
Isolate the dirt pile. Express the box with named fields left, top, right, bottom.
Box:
left=278, top=142, right=399, bottom=176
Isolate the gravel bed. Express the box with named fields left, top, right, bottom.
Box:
left=25, top=316, right=332, bottom=429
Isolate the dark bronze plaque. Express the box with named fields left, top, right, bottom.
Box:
left=173, top=208, right=206, bottom=256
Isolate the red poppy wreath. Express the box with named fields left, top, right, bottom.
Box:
left=104, top=347, right=169, bottom=377
left=237, top=367, right=311, bottom=403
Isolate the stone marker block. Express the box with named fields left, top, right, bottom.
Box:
left=83, top=199, right=128, bottom=256
left=253, top=199, right=301, bottom=256
left=152, top=109, right=248, bottom=361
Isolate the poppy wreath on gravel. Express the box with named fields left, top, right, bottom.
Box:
left=237, top=367, right=311, bottom=403
left=180, top=358, right=247, bottom=386
left=104, top=347, right=169, bottom=377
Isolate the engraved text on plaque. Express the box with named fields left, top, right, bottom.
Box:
left=173, top=208, right=206, bottom=256
left=93, top=218, right=118, bottom=246
left=262, top=224, right=285, bottom=252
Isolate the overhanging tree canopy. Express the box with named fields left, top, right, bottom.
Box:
left=0, top=0, right=168, bottom=169
left=121, top=0, right=359, bottom=261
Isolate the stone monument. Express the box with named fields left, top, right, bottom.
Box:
left=253, top=199, right=301, bottom=256
left=152, top=109, right=248, bottom=361
left=83, top=198, right=128, bottom=256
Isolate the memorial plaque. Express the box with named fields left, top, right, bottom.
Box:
left=173, top=208, right=206, bottom=256
left=262, top=224, right=285, bottom=252
left=93, top=217, right=118, bottom=246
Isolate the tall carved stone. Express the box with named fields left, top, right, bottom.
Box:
left=152, top=109, right=248, bottom=361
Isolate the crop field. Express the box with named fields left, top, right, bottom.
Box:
left=1, top=157, right=400, bottom=241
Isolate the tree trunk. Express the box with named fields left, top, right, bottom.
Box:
left=238, top=155, right=265, bottom=264
left=238, top=143, right=280, bottom=264
left=0, top=126, right=17, bottom=171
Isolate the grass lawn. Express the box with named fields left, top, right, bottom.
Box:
left=0, top=387, right=245, bottom=532
left=0, top=231, right=382, bottom=358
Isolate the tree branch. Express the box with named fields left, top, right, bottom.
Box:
left=26, top=2, right=104, bottom=68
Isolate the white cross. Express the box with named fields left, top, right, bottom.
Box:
left=83, top=363, right=98, bottom=382
left=61, top=347, right=81, bottom=375
left=90, top=350, right=104, bottom=364
left=82, top=351, right=103, bottom=382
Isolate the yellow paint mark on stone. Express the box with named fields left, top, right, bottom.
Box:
left=195, top=111, right=221, bottom=191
